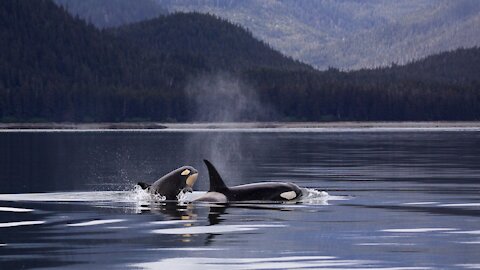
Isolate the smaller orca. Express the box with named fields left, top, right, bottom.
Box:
left=137, top=166, right=198, bottom=200
left=196, top=160, right=302, bottom=203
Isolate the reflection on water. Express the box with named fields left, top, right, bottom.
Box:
left=0, top=130, right=480, bottom=269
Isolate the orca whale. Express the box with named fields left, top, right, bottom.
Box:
left=196, top=160, right=302, bottom=203
left=137, top=166, right=198, bottom=200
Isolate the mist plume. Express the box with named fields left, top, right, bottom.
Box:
left=185, top=72, right=275, bottom=122
left=184, top=72, right=275, bottom=186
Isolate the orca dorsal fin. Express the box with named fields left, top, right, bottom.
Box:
left=203, top=159, right=229, bottom=192
left=137, top=182, right=151, bottom=190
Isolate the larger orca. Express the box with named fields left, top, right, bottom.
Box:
left=137, top=166, right=198, bottom=200
left=196, top=160, right=302, bottom=203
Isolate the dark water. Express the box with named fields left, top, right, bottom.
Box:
left=1, top=129, right=480, bottom=269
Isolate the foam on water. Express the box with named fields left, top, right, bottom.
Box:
left=301, top=188, right=352, bottom=205
left=300, top=188, right=330, bottom=204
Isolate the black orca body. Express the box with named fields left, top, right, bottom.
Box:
left=197, top=160, right=302, bottom=203
left=137, top=166, right=198, bottom=200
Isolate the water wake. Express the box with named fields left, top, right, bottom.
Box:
left=0, top=187, right=344, bottom=206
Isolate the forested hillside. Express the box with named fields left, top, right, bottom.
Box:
left=158, top=0, right=480, bottom=69
left=0, top=0, right=134, bottom=121
left=109, top=12, right=310, bottom=71
left=248, top=47, right=479, bottom=121
left=0, top=0, right=479, bottom=122
left=0, top=0, right=307, bottom=122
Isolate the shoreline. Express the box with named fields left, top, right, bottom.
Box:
left=1, top=121, right=480, bottom=131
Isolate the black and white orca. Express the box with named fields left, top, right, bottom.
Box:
left=196, top=160, right=302, bottom=203
left=137, top=166, right=198, bottom=200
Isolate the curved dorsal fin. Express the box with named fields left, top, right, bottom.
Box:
left=203, top=159, right=229, bottom=192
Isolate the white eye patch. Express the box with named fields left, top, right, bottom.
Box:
left=181, top=169, right=191, bottom=176
left=280, top=191, right=297, bottom=200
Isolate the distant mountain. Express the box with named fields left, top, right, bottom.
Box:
left=157, top=0, right=480, bottom=70
left=53, top=0, right=167, bottom=28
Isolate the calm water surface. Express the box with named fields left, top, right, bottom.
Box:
left=0, top=130, right=480, bottom=269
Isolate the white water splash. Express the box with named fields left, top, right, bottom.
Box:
left=176, top=189, right=192, bottom=202
left=130, top=185, right=166, bottom=203
left=299, top=188, right=343, bottom=205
